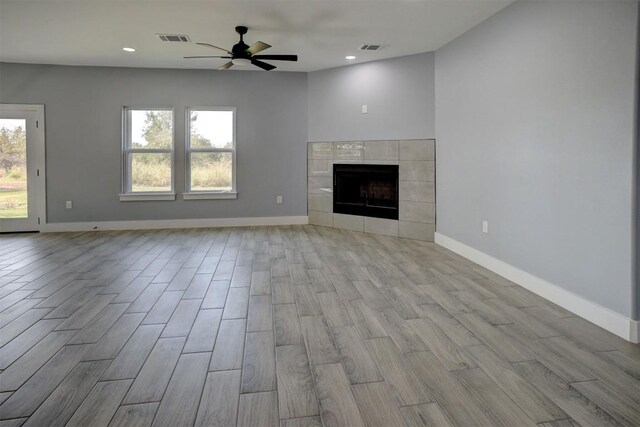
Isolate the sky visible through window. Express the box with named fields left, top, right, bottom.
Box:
left=130, top=110, right=232, bottom=148
left=1, top=119, right=25, bottom=130
left=190, top=110, right=233, bottom=149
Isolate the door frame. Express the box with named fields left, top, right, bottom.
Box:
left=0, top=104, right=46, bottom=232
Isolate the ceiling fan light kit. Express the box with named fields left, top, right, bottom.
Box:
left=231, top=58, right=251, bottom=66
left=184, top=25, right=298, bottom=71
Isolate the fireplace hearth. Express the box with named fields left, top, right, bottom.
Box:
left=333, top=164, right=399, bottom=220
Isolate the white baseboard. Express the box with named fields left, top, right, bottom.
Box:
left=632, top=320, right=639, bottom=344
left=434, top=232, right=639, bottom=344
left=41, top=216, right=309, bottom=233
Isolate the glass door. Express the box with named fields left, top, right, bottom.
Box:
left=0, top=105, right=45, bottom=233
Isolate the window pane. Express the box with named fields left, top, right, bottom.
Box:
left=189, top=110, right=233, bottom=149
left=0, top=119, right=27, bottom=218
left=130, top=153, right=172, bottom=192
left=190, top=152, right=232, bottom=191
left=130, top=110, right=173, bottom=149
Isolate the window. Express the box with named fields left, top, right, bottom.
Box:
left=184, top=107, right=237, bottom=199
left=121, top=107, right=175, bottom=201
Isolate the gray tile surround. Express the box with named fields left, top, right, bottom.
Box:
left=308, top=139, right=435, bottom=241
left=364, top=140, right=398, bottom=161
left=333, top=213, right=364, bottom=232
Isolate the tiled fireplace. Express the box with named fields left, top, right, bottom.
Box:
left=308, top=139, right=435, bottom=241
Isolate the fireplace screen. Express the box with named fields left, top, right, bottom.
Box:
left=333, top=164, right=399, bottom=220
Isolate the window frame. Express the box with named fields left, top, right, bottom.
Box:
left=120, top=106, right=176, bottom=201
left=184, top=106, right=237, bottom=200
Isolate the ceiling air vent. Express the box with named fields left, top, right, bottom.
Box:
left=360, top=44, right=387, bottom=51
left=156, top=34, right=191, bottom=42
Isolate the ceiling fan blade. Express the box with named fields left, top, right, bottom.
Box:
left=196, top=42, right=232, bottom=54
left=246, top=41, right=271, bottom=55
left=251, top=59, right=276, bottom=71
left=218, top=61, right=234, bottom=70
left=252, top=54, right=298, bottom=62
left=183, top=56, right=231, bottom=59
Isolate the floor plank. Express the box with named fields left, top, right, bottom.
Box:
left=316, top=292, right=353, bottom=328
left=404, top=351, right=494, bottom=426
left=0, top=318, right=63, bottom=370
left=141, top=291, right=183, bottom=325
left=572, top=380, right=640, bottom=427
left=300, top=316, right=340, bottom=365
left=109, top=402, right=159, bottom=427
left=66, top=379, right=133, bottom=427
left=401, top=403, right=454, bottom=427
left=247, top=295, right=273, bottom=332
left=274, top=304, right=304, bottom=346
left=183, top=308, right=222, bottom=353
left=160, top=298, right=201, bottom=338
left=101, top=324, right=163, bottom=380
left=209, top=318, right=246, bottom=371
left=222, top=287, right=250, bottom=319
left=202, top=280, right=229, bottom=309
left=365, top=338, right=433, bottom=406
left=464, top=344, right=568, bottom=423
left=513, top=360, right=622, bottom=427
left=83, top=313, right=145, bottom=361
left=275, top=345, right=319, bottom=419
left=1, top=226, right=639, bottom=427
left=312, top=363, right=364, bottom=427
left=151, top=352, right=210, bottom=427
left=351, top=381, right=406, bottom=427
left=452, top=367, right=537, bottom=427
left=242, top=331, right=277, bottom=393
left=332, top=325, right=383, bottom=384
left=67, top=302, right=129, bottom=344
left=237, top=391, right=279, bottom=427
left=194, top=370, right=241, bottom=427
left=0, top=344, right=91, bottom=419
left=407, top=317, right=476, bottom=370
left=122, top=337, right=185, bottom=405
left=20, top=360, right=107, bottom=426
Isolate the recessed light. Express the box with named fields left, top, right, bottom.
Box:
left=345, top=55, right=356, bottom=60
left=122, top=47, right=136, bottom=52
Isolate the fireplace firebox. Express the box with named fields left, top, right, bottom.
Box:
left=333, top=164, right=399, bottom=220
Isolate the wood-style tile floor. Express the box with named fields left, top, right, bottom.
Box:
left=0, top=225, right=639, bottom=427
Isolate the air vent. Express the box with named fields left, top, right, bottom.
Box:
left=156, top=34, right=191, bottom=42
left=360, top=44, right=387, bottom=51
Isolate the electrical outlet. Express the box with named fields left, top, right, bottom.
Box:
left=482, top=220, right=489, bottom=234
left=65, top=200, right=73, bottom=209
left=362, top=104, right=368, bottom=114
left=276, top=195, right=283, bottom=204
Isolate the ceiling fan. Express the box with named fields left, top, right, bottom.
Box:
left=184, top=26, right=298, bottom=71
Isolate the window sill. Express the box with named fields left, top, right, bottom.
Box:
left=119, top=193, right=176, bottom=202
left=183, top=191, right=238, bottom=200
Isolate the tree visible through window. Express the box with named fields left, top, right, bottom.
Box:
left=187, top=108, right=235, bottom=192
left=123, top=108, right=174, bottom=193
left=0, top=120, right=27, bottom=218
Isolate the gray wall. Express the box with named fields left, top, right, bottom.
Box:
left=308, top=52, right=435, bottom=142
left=436, top=0, right=639, bottom=318
left=0, top=63, right=308, bottom=223
left=636, top=10, right=640, bottom=320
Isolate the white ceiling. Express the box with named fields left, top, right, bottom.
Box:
left=0, top=0, right=513, bottom=72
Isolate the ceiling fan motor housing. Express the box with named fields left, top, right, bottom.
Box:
left=233, top=26, right=250, bottom=57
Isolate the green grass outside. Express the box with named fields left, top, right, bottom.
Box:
left=0, top=188, right=27, bottom=218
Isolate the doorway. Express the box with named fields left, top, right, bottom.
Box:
left=0, top=104, right=45, bottom=233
